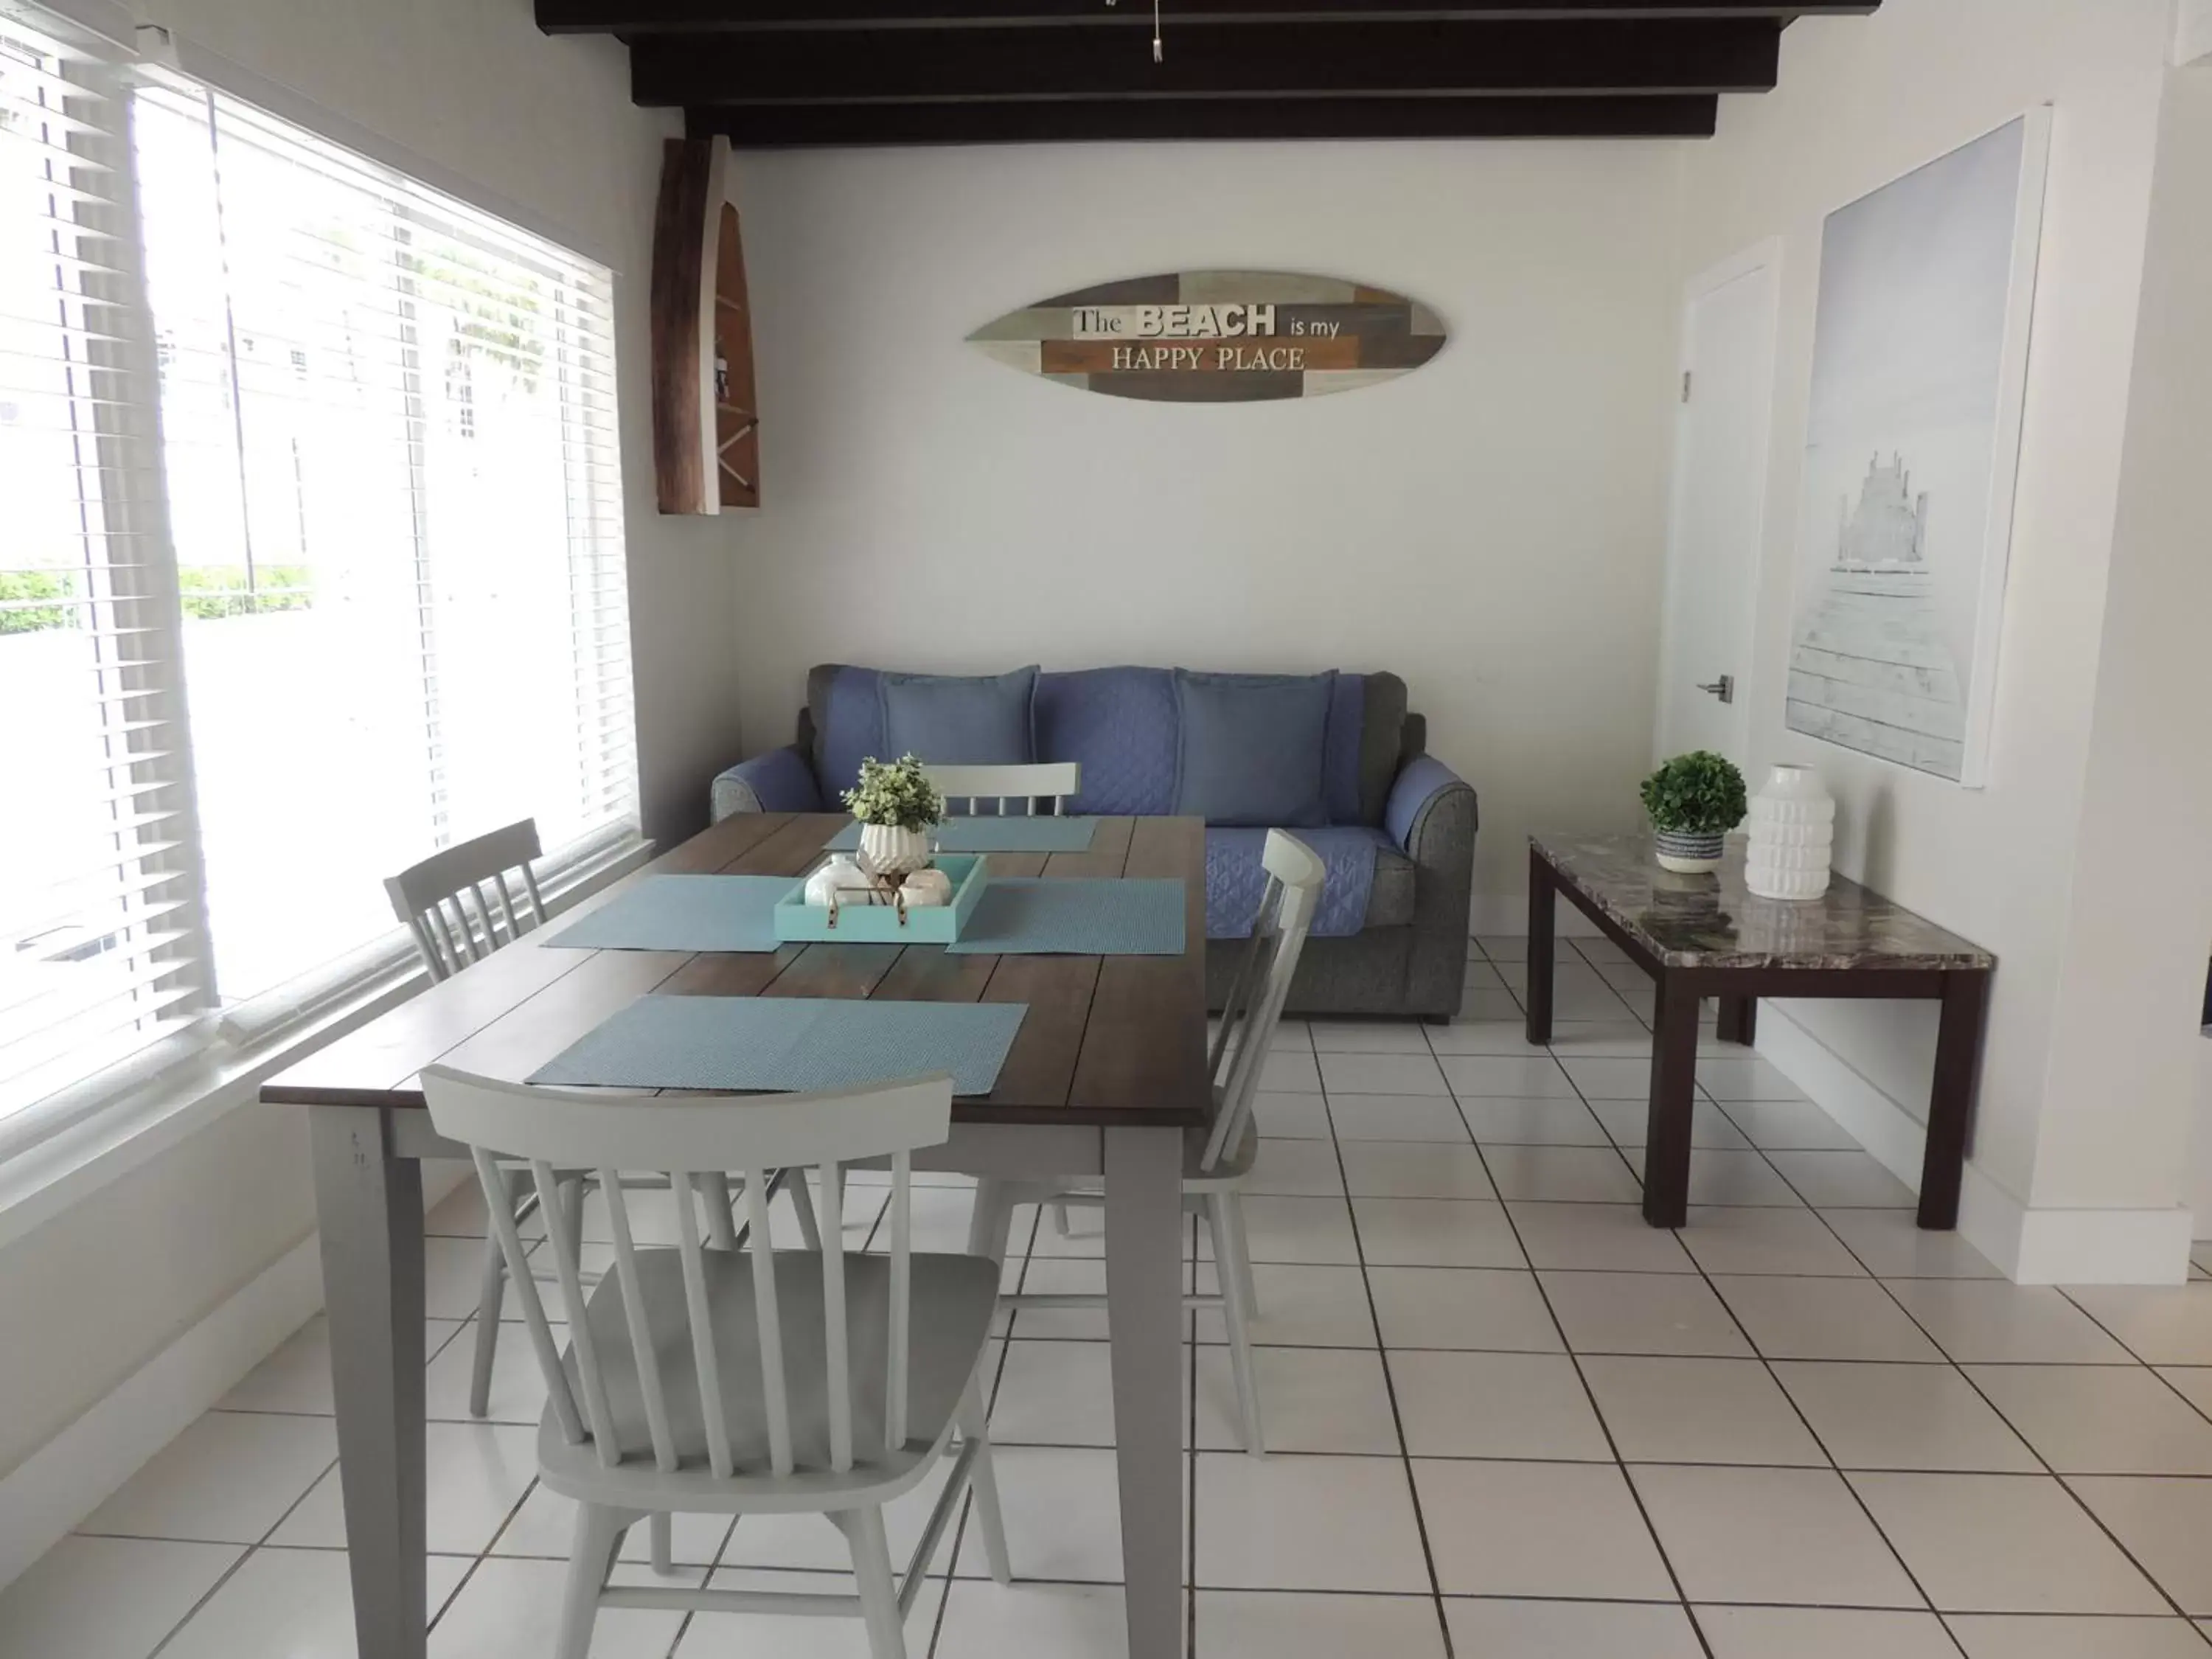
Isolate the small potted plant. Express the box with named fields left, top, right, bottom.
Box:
left=842, top=754, right=945, bottom=880
left=1639, top=750, right=1747, bottom=874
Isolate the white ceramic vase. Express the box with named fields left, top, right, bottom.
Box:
left=857, top=821, right=931, bottom=880
left=1745, top=764, right=1834, bottom=901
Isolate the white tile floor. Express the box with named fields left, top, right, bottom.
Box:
left=13, top=933, right=2212, bottom=1655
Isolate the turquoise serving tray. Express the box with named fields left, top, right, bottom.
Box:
left=773, top=853, right=989, bottom=945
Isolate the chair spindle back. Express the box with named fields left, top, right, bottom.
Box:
left=1203, top=830, right=1326, bottom=1172
left=922, top=762, right=1082, bottom=818
left=422, top=1067, right=954, bottom=1478
left=385, top=818, right=546, bottom=981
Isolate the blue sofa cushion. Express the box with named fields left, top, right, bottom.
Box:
left=1206, top=827, right=1387, bottom=939
left=808, top=664, right=886, bottom=798
left=1172, top=670, right=1335, bottom=828
left=1322, top=674, right=1368, bottom=827
left=878, top=666, right=1037, bottom=767
left=1033, top=667, right=1180, bottom=816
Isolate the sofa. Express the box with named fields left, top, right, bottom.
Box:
left=709, top=664, right=1478, bottom=1020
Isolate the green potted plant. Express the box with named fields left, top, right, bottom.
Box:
left=1639, top=751, right=1747, bottom=874
left=842, top=754, right=945, bottom=878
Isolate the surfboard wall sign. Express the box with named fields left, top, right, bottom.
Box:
left=967, top=271, right=1447, bottom=403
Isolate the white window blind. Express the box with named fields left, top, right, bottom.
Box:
left=0, top=20, right=208, bottom=1119
left=131, top=84, right=638, bottom=1007
left=1, top=31, right=639, bottom=1135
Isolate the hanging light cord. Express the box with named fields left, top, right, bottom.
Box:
left=1102, top=0, right=1163, bottom=63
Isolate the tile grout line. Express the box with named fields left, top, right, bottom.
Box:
left=914, top=1195, right=1040, bottom=1658
left=130, top=1278, right=473, bottom=1659
left=1512, top=939, right=1970, bottom=1648
left=1315, top=1062, right=1460, bottom=1658
left=1775, top=1130, right=2211, bottom=1638
left=1654, top=1161, right=1962, bottom=1653
left=1668, top=1048, right=2185, bottom=1644
left=1187, top=1208, right=1201, bottom=1659
left=2030, top=1287, right=2212, bottom=1648
left=1459, top=1051, right=1719, bottom=1659
left=2053, top=1284, right=2212, bottom=1431
left=141, top=1431, right=347, bottom=1659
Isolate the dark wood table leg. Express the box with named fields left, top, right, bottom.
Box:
left=1526, top=846, right=1555, bottom=1046
left=1918, top=970, right=1989, bottom=1230
left=1717, top=995, right=1758, bottom=1046
left=1642, top=972, right=1701, bottom=1228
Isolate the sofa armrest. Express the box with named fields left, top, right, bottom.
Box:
left=1382, top=754, right=1478, bottom=1018
left=1385, top=755, right=1477, bottom=858
left=709, top=743, right=824, bottom=822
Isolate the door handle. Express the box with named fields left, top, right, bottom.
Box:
left=1697, top=675, right=1735, bottom=705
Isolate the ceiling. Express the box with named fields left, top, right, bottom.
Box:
left=537, top=1, right=1882, bottom=147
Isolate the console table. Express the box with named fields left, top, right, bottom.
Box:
left=1526, top=832, right=1994, bottom=1231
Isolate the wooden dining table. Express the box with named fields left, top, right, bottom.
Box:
left=260, top=810, right=1209, bottom=1659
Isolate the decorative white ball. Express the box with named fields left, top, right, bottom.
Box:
left=900, top=868, right=953, bottom=908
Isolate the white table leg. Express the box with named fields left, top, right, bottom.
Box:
left=1104, top=1124, right=1186, bottom=1659
left=313, top=1105, right=427, bottom=1659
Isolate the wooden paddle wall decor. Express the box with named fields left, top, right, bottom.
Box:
left=969, top=271, right=1447, bottom=403
left=650, top=136, right=759, bottom=512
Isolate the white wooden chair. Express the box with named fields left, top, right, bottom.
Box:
left=922, top=761, right=1081, bottom=817
left=384, top=818, right=550, bottom=979
left=972, top=830, right=1325, bottom=1455
left=420, top=1065, right=1011, bottom=1659
left=385, top=824, right=810, bottom=1421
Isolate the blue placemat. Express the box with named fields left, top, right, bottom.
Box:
left=546, top=875, right=790, bottom=953
left=822, top=816, right=1102, bottom=854
left=528, top=995, right=1028, bottom=1096
left=947, top=877, right=1186, bottom=956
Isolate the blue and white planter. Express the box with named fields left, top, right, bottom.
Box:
left=1652, top=827, right=1727, bottom=874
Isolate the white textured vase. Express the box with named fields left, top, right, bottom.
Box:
left=1745, top=765, right=1834, bottom=901
left=856, top=821, right=931, bottom=880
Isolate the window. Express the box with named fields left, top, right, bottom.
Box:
left=0, top=19, right=638, bottom=1135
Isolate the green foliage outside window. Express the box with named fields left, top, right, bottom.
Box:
left=178, top=564, right=314, bottom=620
left=0, top=569, right=72, bottom=634
left=0, top=565, right=314, bottom=634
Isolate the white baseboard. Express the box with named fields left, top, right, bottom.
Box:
left=1753, top=1006, right=1931, bottom=1193
left=0, top=1231, right=323, bottom=1590
left=0, top=1165, right=470, bottom=1592
left=1755, top=1002, right=2193, bottom=1284
left=1971, top=1172, right=2194, bottom=1286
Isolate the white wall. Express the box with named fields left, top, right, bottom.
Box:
left=1674, top=0, right=2200, bottom=1276
left=727, top=140, right=1683, bottom=911
left=2081, top=60, right=2212, bottom=1230
left=0, top=0, right=740, bottom=1484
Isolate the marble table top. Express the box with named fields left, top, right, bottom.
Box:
left=1530, top=832, right=1995, bottom=973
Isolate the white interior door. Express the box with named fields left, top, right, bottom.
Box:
left=1655, top=244, right=1781, bottom=763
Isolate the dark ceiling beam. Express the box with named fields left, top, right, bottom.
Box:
left=633, top=18, right=1780, bottom=104
left=544, top=0, right=1867, bottom=30
left=684, top=91, right=1719, bottom=143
